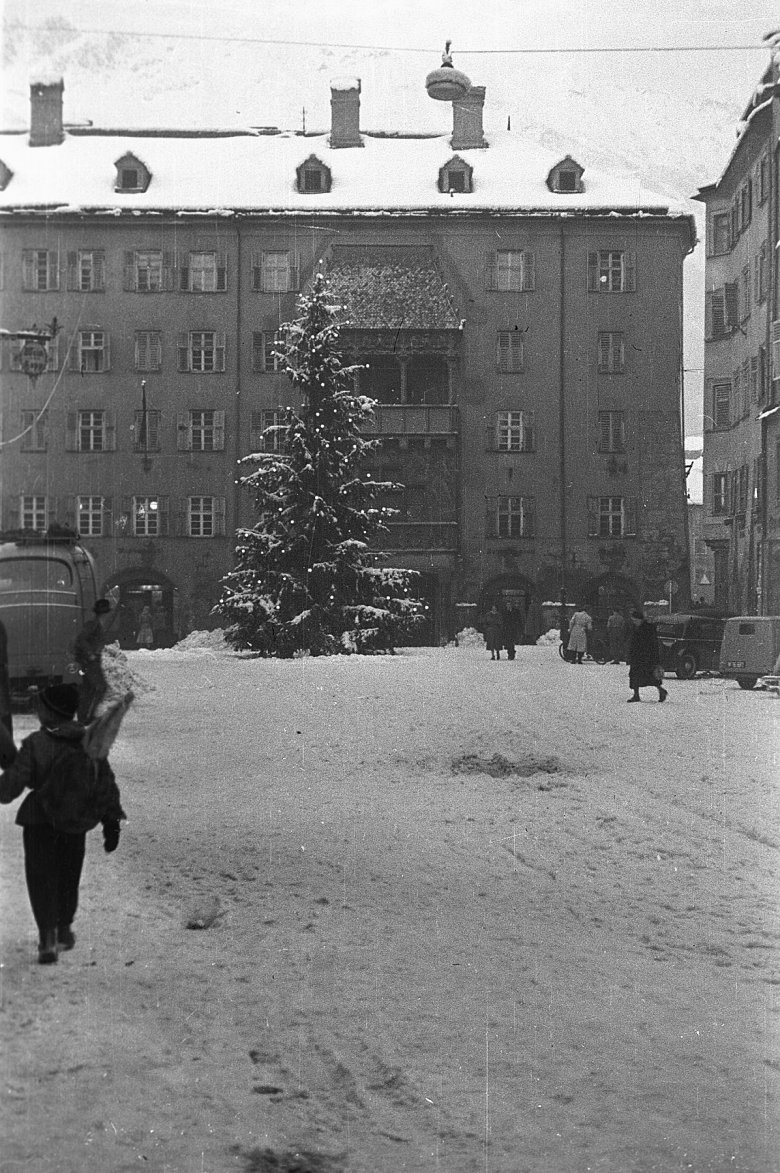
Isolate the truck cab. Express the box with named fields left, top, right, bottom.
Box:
left=0, top=529, right=98, bottom=703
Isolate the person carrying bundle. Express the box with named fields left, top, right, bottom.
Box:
left=0, top=683, right=132, bottom=964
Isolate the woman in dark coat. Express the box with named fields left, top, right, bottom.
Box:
left=481, top=605, right=504, bottom=660
left=627, top=610, right=667, bottom=703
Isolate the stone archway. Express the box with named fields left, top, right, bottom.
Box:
left=580, top=572, right=640, bottom=627
left=103, top=567, right=179, bottom=649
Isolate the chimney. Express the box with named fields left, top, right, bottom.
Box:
left=330, top=78, right=362, bottom=148
left=452, top=85, right=486, bottom=150
left=29, top=78, right=64, bottom=147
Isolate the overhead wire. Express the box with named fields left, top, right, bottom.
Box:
left=1, top=23, right=768, bottom=55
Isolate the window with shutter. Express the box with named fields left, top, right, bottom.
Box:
left=772, top=322, right=780, bottom=383
left=134, top=251, right=163, bottom=292
left=135, top=330, right=162, bottom=371
left=711, top=213, right=730, bottom=255
left=597, top=332, right=625, bottom=373
left=724, top=282, right=739, bottom=328
left=598, top=411, right=625, bottom=453
left=22, top=249, right=59, bottom=291
left=20, top=410, right=47, bottom=452
left=496, top=331, right=524, bottom=372
left=78, top=410, right=106, bottom=452
left=712, top=382, right=731, bottom=430
left=261, top=251, right=292, bottom=293
left=710, top=289, right=727, bottom=338
left=133, top=409, right=161, bottom=452
left=493, top=250, right=534, bottom=292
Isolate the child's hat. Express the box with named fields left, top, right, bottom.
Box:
left=38, top=683, right=79, bottom=719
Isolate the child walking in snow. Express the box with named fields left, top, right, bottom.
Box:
left=0, top=683, right=126, bottom=964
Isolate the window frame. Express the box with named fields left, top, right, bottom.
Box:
left=588, top=250, right=636, bottom=294
left=133, top=496, right=160, bottom=537
left=494, top=495, right=535, bottom=538
left=20, top=409, right=48, bottom=452
left=187, top=495, right=225, bottom=538
left=177, top=331, right=226, bottom=373
left=180, top=250, right=228, bottom=293
left=77, top=495, right=104, bottom=537
left=494, top=410, right=535, bottom=453
left=20, top=494, right=48, bottom=530
left=22, top=249, right=59, bottom=292
left=77, top=329, right=109, bottom=374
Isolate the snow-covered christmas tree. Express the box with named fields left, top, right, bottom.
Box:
left=216, top=272, right=423, bottom=656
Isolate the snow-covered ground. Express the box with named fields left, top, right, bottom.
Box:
left=1, top=639, right=779, bottom=1172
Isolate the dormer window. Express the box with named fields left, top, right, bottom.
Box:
left=296, top=155, right=331, bottom=195
left=114, top=153, right=151, bottom=193
left=0, top=159, right=12, bottom=191
left=439, top=155, right=473, bottom=194
left=547, top=155, right=584, bottom=194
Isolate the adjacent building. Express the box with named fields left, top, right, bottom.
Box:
left=695, top=61, right=780, bottom=614
left=0, top=74, right=695, bottom=644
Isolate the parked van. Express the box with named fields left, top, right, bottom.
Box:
left=719, top=616, right=780, bottom=690
left=656, top=612, right=729, bottom=678
left=0, top=530, right=98, bottom=703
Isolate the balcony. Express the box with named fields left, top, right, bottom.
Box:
left=377, top=521, right=459, bottom=552
left=362, top=405, right=459, bottom=436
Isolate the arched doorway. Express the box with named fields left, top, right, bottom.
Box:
left=103, top=568, right=179, bottom=649
left=580, top=572, right=639, bottom=628
left=478, top=573, right=541, bottom=643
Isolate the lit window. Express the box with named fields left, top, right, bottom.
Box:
left=588, top=251, right=635, bottom=293
left=133, top=497, right=159, bottom=537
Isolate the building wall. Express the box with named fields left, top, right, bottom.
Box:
left=700, top=101, right=774, bottom=614
left=0, top=208, right=691, bottom=641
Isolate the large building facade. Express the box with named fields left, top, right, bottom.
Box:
left=0, top=77, right=694, bottom=644
left=696, top=64, right=780, bottom=615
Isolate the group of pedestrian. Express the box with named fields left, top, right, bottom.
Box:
left=481, top=602, right=526, bottom=660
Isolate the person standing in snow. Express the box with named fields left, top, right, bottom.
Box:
left=627, top=610, right=667, bottom=703
left=74, top=598, right=114, bottom=723
left=481, top=605, right=504, bottom=660
left=0, top=683, right=124, bottom=964
left=567, top=606, right=592, bottom=665
left=135, top=605, right=154, bottom=649
left=606, top=609, right=627, bottom=664
left=502, top=603, right=524, bottom=660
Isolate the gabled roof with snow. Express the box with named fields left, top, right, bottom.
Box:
left=326, top=246, right=461, bottom=330
left=0, top=126, right=692, bottom=221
